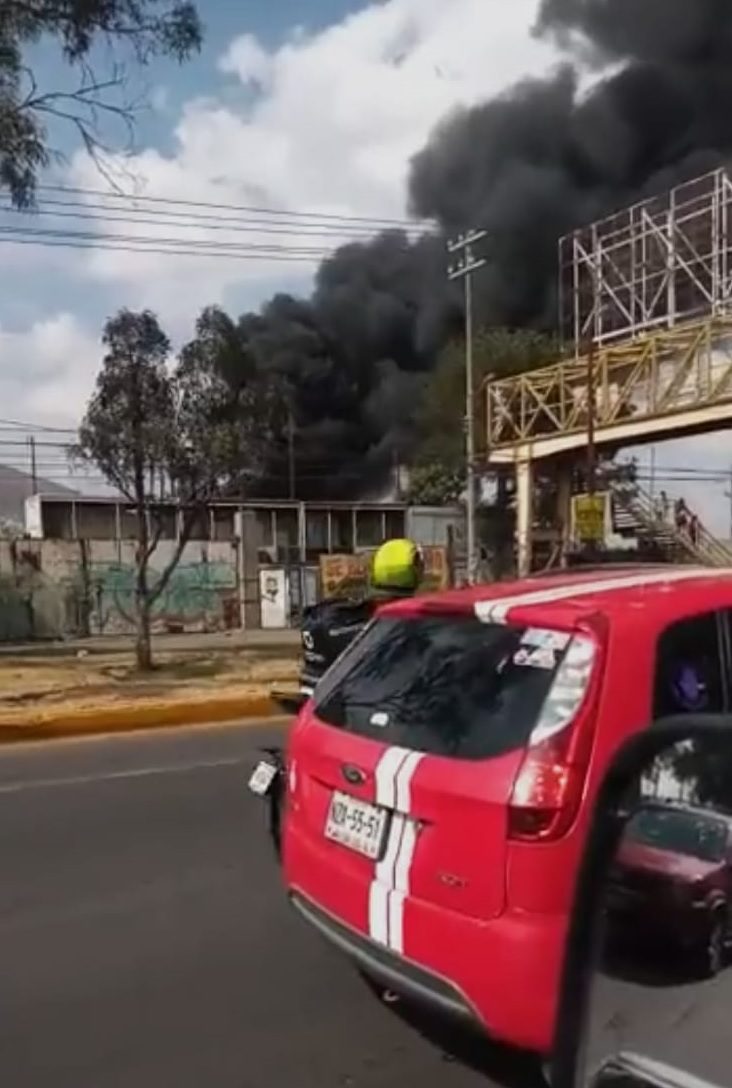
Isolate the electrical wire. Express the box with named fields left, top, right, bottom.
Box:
left=0, top=232, right=330, bottom=261
left=36, top=183, right=432, bottom=230
left=1, top=197, right=433, bottom=240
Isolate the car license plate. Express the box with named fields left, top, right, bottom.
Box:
left=325, top=791, right=387, bottom=859
left=248, top=760, right=279, bottom=797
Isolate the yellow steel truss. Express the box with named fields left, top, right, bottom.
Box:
left=484, top=317, right=732, bottom=450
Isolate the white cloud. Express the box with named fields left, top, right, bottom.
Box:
left=218, top=33, right=273, bottom=89
left=0, top=314, right=100, bottom=429
left=58, top=0, right=556, bottom=329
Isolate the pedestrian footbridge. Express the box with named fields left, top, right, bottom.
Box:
left=485, top=317, right=732, bottom=464
left=482, top=317, right=732, bottom=574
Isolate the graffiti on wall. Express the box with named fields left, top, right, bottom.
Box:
left=0, top=538, right=240, bottom=642
left=84, top=558, right=238, bottom=634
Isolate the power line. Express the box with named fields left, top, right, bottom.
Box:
left=0, top=222, right=340, bottom=255
left=2, top=197, right=432, bottom=240
left=0, top=418, right=76, bottom=434
left=36, top=184, right=431, bottom=230
left=0, top=233, right=329, bottom=262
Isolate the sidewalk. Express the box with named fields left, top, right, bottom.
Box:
left=0, top=628, right=301, bottom=659
left=0, top=633, right=300, bottom=743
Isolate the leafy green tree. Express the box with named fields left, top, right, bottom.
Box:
left=75, top=307, right=274, bottom=670
left=406, top=463, right=464, bottom=506
left=0, top=0, right=202, bottom=208
left=410, top=328, right=558, bottom=500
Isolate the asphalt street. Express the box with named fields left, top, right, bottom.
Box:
left=0, top=722, right=538, bottom=1088
left=1, top=722, right=728, bottom=1088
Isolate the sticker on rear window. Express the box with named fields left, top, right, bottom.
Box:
left=514, top=646, right=558, bottom=670
left=370, top=711, right=390, bottom=728
left=520, top=628, right=570, bottom=651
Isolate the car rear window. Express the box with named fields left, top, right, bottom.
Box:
left=627, top=808, right=728, bottom=863
left=312, top=613, right=569, bottom=761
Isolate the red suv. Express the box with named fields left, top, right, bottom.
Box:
left=609, top=802, right=732, bottom=976
left=268, top=565, right=732, bottom=1054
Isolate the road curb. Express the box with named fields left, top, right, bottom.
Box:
left=0, top=692, right=282, bottom=745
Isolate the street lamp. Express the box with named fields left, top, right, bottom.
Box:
left=448, top=229, right=487, bottom=585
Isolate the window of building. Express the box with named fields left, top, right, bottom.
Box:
left=305, top=510, right=329, bottom=560
left=274, top=508, right=299, bottom=563
left=385, top=509, right=406, bottom=540
left=331, top=509, right=354, bottom=552
left=355, top=510, right=384, bottom=549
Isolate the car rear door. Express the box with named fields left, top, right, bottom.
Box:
left=286, top=609, right=571, bottom=949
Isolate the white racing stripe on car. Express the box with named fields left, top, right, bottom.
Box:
left=370, top=813, right=405, bottom=946
left=388, top=817, right=419, bottom=954
left=475, top=567, right=732, bottom=625
left=374, top=746, right=410, bottom=809
left=368, top=746, right=424, bottom=951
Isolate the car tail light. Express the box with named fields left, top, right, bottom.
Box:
left=509, top=634, right=598, bottom=842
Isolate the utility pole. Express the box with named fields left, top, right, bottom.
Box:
left=287, top=407, right=296, bottom=501
left=448, top=228, right=487, bottom=585
left=586, top=336, right=596, bottom=496
left=29, top=436, right=38, bottom=494
left=649, top=446, right=657, bottom=500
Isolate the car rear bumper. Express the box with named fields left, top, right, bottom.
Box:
left=290, top=890, right=481, bottom=1028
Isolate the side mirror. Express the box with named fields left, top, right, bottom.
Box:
left=271, top=689, right=308, bottom=716
left=553, top=716, right=732, bottom=1088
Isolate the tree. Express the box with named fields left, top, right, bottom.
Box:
left=406, top=463, right=464, bottom=506
left=670, top=739, right=732, bottom=810
left=410, top=328, right=558, bottom=500
left=75, top=308, right=275, bottom=670
left=0, top=0, right=202, bottom=208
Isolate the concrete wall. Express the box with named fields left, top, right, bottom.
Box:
left=0, top=538, right=240, bottom=642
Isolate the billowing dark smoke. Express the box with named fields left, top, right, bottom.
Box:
left=242, top=0, right=732, bottom=499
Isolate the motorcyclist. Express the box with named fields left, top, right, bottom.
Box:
left=298, top=538, right=424, bottom=696
left=264, top=539, right=425, bottom=855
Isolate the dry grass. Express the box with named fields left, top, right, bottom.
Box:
left=0, top=649, right=299, bottom=713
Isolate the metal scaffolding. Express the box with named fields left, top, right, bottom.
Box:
left=559, top=169, right=732, bottom=349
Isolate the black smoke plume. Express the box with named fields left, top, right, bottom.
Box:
left=238, top=0, right=732, bottom=499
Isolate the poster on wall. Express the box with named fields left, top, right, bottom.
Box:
left=571, top=493, right=608, bottom=544
left=260, top=568, right=288, bottom=629
left=320, top=547, right=450, bottom=599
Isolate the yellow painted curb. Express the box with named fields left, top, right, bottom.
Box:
left=0, top=691, right=281, bottom=744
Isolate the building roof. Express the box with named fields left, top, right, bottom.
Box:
left=0, top=467, right=77, bottom=527
left=27, top=491, right=428, bottom=511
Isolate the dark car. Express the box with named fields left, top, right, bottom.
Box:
left=608, top=802, right=732, bottom=975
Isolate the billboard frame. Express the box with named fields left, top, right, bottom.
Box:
left=559, top=168, right=732, bottom=351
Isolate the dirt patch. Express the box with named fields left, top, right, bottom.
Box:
left=0, top=648, right=299, bottom=716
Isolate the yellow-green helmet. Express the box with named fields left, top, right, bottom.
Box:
left=371, top=538, right=424, bottom=593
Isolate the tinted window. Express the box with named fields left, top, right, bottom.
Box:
left=627, top=808, right=727, bottom=864
left=313, top=614, right=566, bottom=761
left=653, top=613, right=724, bottom=718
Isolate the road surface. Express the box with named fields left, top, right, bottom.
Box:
left=0, top=723, right=727, bottom=1088
left=0, top=722, right=538, bottom=1088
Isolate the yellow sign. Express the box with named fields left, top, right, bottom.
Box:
left=572, top=494, right=606, bottom=543
left=320, top=547, right=450, bottom=599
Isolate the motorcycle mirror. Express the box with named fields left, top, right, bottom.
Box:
left=552, top=716, right=732, bottom=1088
left=271, top=689, right=308, bottom=716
